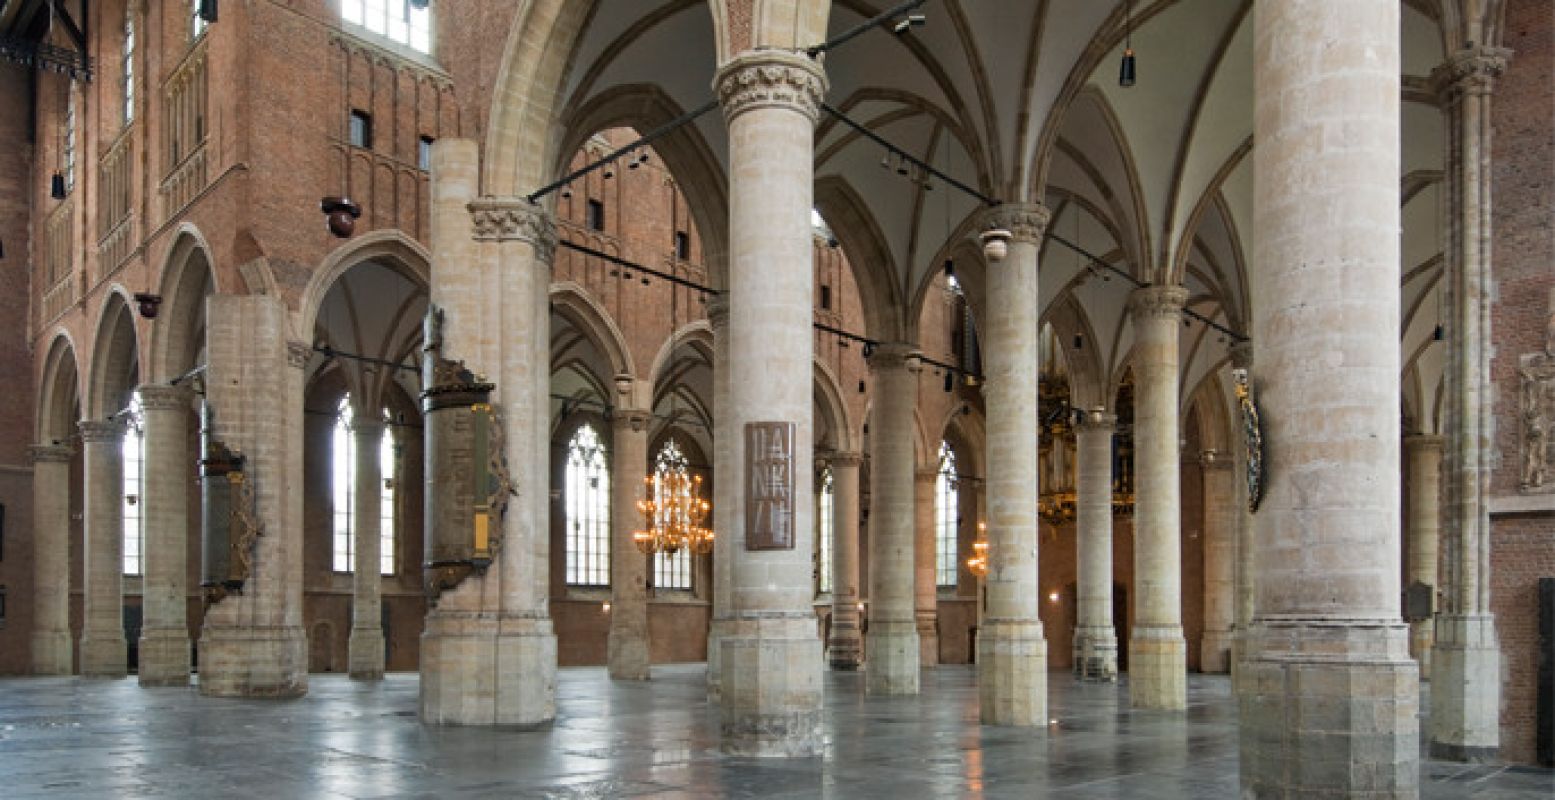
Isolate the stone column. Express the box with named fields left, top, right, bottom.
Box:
left=1073, top=410, right=1117, bottom=681
left=348, top=417, right=386, bottom=680
left=29, top=444, right=73, bottom=674
left=1228, top=342, right=1256, bottom=691
left=1405, top=434, right=1443, bottom=675
left=1199, top=449, right=1235, bottom=675
left=1127, top=285, right=1189, bottom=710
left=198, top=296, right=309, bottom=697
left=976, top=206, right=1049, bottom=726
left=419, top=182, right=559, bottom=724
left=1243, top=2, right=1418, bottom=795
left=914, top=467, right=939, bottom=667
left=1430, top=45, right=1508, bottom=763
left=865, top=344, right=922, bottom=695
left=608, top=403, right=651, bottom=680
left=713, top=50, right=826, bottom=756
left=78, top=419, right=126, bottom=677
left=706, top=294, right=733, bottom=698
left=827, top=451, right=863, bottom=669
left=137, top=384, right=192, bottom=686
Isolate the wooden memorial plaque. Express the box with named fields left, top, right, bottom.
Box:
left=745, top=421, right=796, bottom=550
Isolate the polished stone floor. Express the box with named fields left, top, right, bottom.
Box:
left=0, top=665, right=1550, bottom=798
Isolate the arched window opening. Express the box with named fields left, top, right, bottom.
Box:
left=817, top=467, right=834, bottom=595
left=935, top=441, right=958, bottom=587
left=652, top=439, right=693, bottom=590
left=340, top=0, right=432, bottom=53
left=122, top=397, right=144, bottom=576
left=332, top=396, right=396, bottom=575
left=191, top=0, right=207, bottom=39
left=122, top=10, right=135, bottom=124
left=564, top=423, right=610, bottom=587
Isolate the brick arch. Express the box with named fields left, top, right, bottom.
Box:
left=149, top=226, right=218, bottom=382
left=36, top=332, right=81, bottom=443
left=85, top=289, right=141, bottom=419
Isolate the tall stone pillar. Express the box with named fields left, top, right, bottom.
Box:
left=828, top=451, right=863, bottom=669
left=348, top=417, right=386, bottom=680
left=1127, top=285, right=1189, bottom=710
left=198, top=295, right=309, bottom=697
left=713, top=50, right=826, bottom=756
left=137, top=385, right=192, bottom=686
left=78, top=419, right=126, bottom=677
left=1228, top=342, right=1256, bottom=691
left=419, top=147, right=558, bottom=723
left=608, top=402, right=651, bottom=680
left=29, top=444, right=73, bottom=674
left=1430, top=45, right=1508, bottom=763
left=1405, top=434, right=1442, bottom=675
left=1199, top=449, right=1235, bottom=675
left=976, top=206, right=1048, bottom=726
left=914, top=467, right=939, bottom=667
left=866, top=344, right=922, bottom=694
left=1244, top=2, right=1418, bottom=795
left=1073, top=410, right=1117, bottom=681
left=706, top=294, right=733, bottom=698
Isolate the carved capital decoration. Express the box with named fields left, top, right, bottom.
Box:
left=614, top=408, right=652, bottom=433
left=714, top=51, right=828, bottom=124
left=1430, top=46, right=1512, bottom=102
left=706, top=292, right=731, bottom=330
left=135, top=384, right=192, bottom=413
left=978, top=203, right=1051, bottom=245
left=468, top=198, right=558, bottom=263
left=1518, top=350, right=1555, bottom=493
left=1128, top=285, right=1190, bottom=320
left=29, top=443, right=72, bottom=463
left=286, top=341, right=311, bottom=369
left=78, top=419, right=125, bottom=443
left=828, top=450, right=864, bottom=470
left=866, top=342, right=923, bottom=375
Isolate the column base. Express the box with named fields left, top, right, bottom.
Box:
left=79, top=631, right=127, bottom=678
left=1429, top=613, right=1500, bottom=761
left=31, top=630, right=73, bottom=675
left=419, top=612, right=556, bottom=726
left=866, top=620, right=920, bottom=695
left=198, top=624, right=307, bottom=697
left=977, top=619, right=1047, bottom=726
left=1200, top=628, right=1233, bottom=674
left=706, top=617, right=733, bottom=700
left=719, top=613, right=823, bottom=757
left=1410, top=619, right=1433, bottom=679
left=348, top=626, right=386, bottom=681
left=607, top=628, right=651, bottom=681
left=1240, top=619, right=1418, bottom=798
left=827, top=618, right=862, bottom=670
left=138, top=627, right=191, bottom=686
left=1128, top=625, right=1186, bottom=710
left=1072, top=625, right=1118, bottom=682
left=1231, top=627, right=1249, bottom=695
left=916, top=612, right=939, bottom=667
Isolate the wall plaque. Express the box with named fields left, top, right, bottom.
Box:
left=745, top=421, right=796, bottom=550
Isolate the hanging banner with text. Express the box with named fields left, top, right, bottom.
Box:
left=745, top=421, right=796, bottom=550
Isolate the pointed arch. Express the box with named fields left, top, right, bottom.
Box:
left=551, top=281, right=637, bottom=381
left=814, top=176, right=907, bottom=341
left=298, top=229, right=432, bottom=340
left=813, top=356, right=855, bottom=454
left=150, top=225, right=218, bottom=381
left=37, top=332, right=81, bottom=442
left=86, top=289, right=141, bottom=418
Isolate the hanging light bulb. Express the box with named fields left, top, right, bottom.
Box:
left=1119, top=1, right=1137, bottom=87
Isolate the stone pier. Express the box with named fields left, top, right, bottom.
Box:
left=914, top=468, right=939, bottom=667
left=1242, top=2, right=1419, bottom=794
left=827, top=451, right=864, bottom=669
left=137, top=384, right=192, bottom=686
left=1073, top=410, right=1117, bottom=682
left=348, top=417, right=386, bottom=681
left=29, top=444, right=73, bottom=675
left=705, top=295, right=733, bottom=699
left=608, top=398, right=651, bottom=681
left=1405, top=434, right=1442, bottom=674
left=78, top=420, right=126, bottom=678
left=866, top=343, right=922, bottom=695
left=1199, top=449, right=1235, bottom=675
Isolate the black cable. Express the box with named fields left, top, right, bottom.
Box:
left=805, top=0, right=931, bottom=57
left=527, top=100, right=719, bottom=205
left=821, top=103, right=997, bottom=207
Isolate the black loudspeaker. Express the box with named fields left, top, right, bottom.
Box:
left=1538, top=577, right=1554, bottom=767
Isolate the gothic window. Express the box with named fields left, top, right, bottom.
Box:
left=564, top=423, right=610, bottom=587
left=652, top=439, right=693, bottom=590
left=63, top=84, right=77, bottom=193
left=122, top=398, right=144, bottom=576
left=935, top=441, right=958, bottom=587
left=340, top=0, right=433, bottom=54
left=332, top=397, right=395, bottom=575
left=123, top=11, right=135, bottom=124
left=817, top=467, right=833, bottom=594
left=191, top=0, right=207, bottom=39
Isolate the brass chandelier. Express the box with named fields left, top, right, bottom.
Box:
left=632, top=469, right=713, bottom=556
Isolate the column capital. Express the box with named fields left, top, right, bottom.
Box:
left=468, top=198, right=558, bottom=262
left=713, top=50, right=828, bottom=124
left=1127, top=285, right=1189, bottom=321
left=352, top=417, right=387, bottom=439
left=1074, top=408, right=1117, bottom=433
left=78, top=419, right=125, bottom=443
left=827, top=450, right=864, bottom=469
left=977, top=203, right=1051, bottom=246
left=612, top=407, right=652, bottom=433
left=866, top=341, right=922, bottom=375
left=1404, top=433, right=1445, bottom=453
left=1228, top=340, right=1254, bottom=370
left=136, top=383, right=192, bottom=412
left=286, top=340, right=311, bottom=370
left=29, top=443, right=72, bottom=463
left=705, top=292, right=730, bottom=330
left=1430, top=46, right=1512, bottom=101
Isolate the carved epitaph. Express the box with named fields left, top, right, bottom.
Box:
left=745, top=421, right=796, bottom=550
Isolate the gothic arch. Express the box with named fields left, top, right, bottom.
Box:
left=297, top=229, right=432, bottom=340
left=551, top=281, right=637, bottom=381
left=150, top=226, right=218, bottom=382
left=37, top=332, right=81, bottom=443
left=85, top=289, right=141, bottom=419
